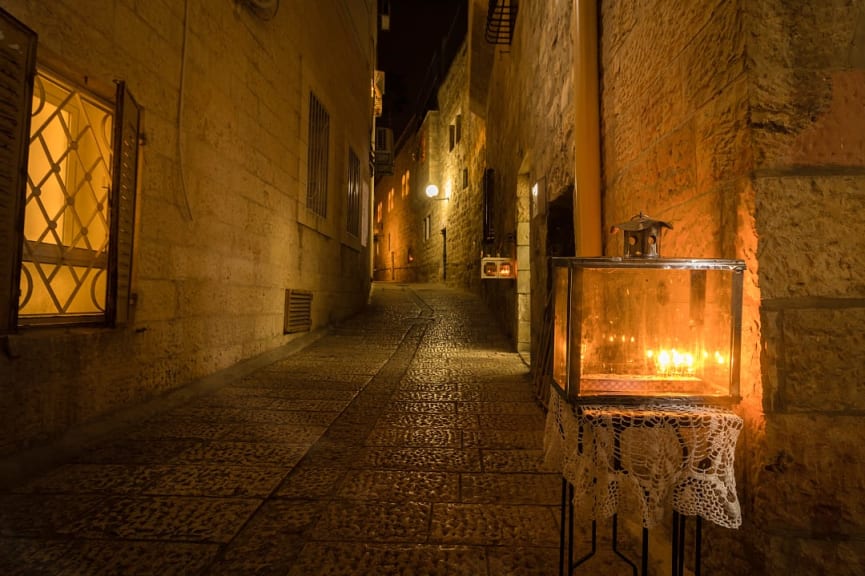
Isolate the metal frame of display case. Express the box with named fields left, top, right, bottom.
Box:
left=551, top=257, right=746, bottom=406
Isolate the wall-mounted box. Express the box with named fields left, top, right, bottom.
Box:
left=481, top=257, right=516, bottom=280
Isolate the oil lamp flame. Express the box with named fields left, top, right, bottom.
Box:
left=646, top=348, right=725, bottom=376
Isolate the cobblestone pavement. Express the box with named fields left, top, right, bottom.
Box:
left=0, top=283, right=624, bottom=575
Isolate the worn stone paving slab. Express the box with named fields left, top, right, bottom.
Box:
left=219, top=423, right=327, bottom=444
left=458, top=401, right=544, bottom=415
left=358, top=447, right=483, bottom=472
left=477, top=389, right=537, bottom=402
left=384, top=401, right=456, bottom=414
left=158, top=405, right=244, bottom=423
left=235, top=408, right=341, bottom=427
left=0, top=494, right=102, bottom=537
left=287, top=543, right=489, bottom=576
left=208, top=499, right=320, bottom=575
left=460, top=473, right=562, bottom=505
left=12, top=463, right=164, bottom=495
left=74, top=439, right=202, bottom=465
left=464, top=429, right=545, bottom=449
left=481, top=449, right=548, bottom=473
left=142, top=464, right=287, bottom=497
left=269, top=398, right=353, bottom=412
left=58, top=495, right=260, bottom=542
left=274, top=465, right=345, bottom=498
left=376, top=412, right=480, bottom=430
left=430, top=503, right=560, bottom=547
left=486, top=545, right=563, bottom=576
left=302, top=439, right=369, bottom=468
left=125, top=420, right=232, bottom=441
left=364, top=427, right=461, bottom=448
left=477, top=412, right=547, bottom=430
left=309, top=500, right=432, bottom=542
left=0, top=538, right=219, bottom=576
left=173, top=441, right=308, bottom=466
left=338, top=470, right=460, bottom=502
left=194, top=394, right=277, bottom=410
left=258, top=387, right=359, bottom=401
left=389, top=388, right=466, bottom=401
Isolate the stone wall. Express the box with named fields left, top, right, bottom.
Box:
left=745, top=0, right=865, bottom=572
left=599, top=0, right=865, bottom=572
left=373, top=45, right=488, bottom=291
left=373, top=129, right=420, bottom=283
left=480, top=0, right=576, bottom=352
left=0, top=0, right=375, bottom=459
left=468, top=0, right=865, bottom=572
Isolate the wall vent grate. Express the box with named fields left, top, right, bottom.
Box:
left=284, top=289, right=313, bottom=333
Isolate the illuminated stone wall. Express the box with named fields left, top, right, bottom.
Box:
left=470, top=0, right=865, bottom=572
left=0, top=1, right=375, bottom=459
left=599, top=0, right=865, bottom=573
left=477, top=0, right=576, bottom=350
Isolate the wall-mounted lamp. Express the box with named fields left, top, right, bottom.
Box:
left=425, top=183, right=449, bottom=201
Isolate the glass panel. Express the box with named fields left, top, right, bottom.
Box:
left=552, top=265, right=569, bottom=394
left=576, top=266, right=737, bottom=398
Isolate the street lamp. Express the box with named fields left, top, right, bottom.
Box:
left=425, top=182, right=450, bottom=201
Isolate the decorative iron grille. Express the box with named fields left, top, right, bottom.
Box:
left=346, top=147, right=361, bottom=237
left=19, top=71, right=114, bottom=319
left=306, top=92, right=329, bottom=217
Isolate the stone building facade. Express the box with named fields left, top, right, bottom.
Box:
left=374, top=44, right=488, bottom=294
left=472, top=0, right=865, bottom=573
left=0, top=1, right=376, bottom=461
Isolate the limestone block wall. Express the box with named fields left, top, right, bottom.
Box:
left=373, top=135, right=418, bottom=283
left=1, top=1, right=375, bottom=458
left=471, top=0, right=864, bottom=571
left=481, top=0, right=575, bottom=351
left=413, top=111, right=448, bottom=283
left=745, top=1, right=865, bottom=572
left=434, top=45, right=486, bottom=290
left=599, top=0, right=865, bottom=573
left=374, top=46, right=487, bottom=291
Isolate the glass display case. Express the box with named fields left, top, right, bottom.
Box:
left=551, top=256, right=745, bottom=404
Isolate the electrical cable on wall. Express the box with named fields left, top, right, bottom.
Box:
left=239, top=0, right=280, bottom=21
left=176, top=0, right=194, bottom=221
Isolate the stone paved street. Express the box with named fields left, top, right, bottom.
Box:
left=0, top=284, right=572, bottom=575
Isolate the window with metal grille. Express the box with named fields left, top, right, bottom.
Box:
left=306, top=92, right=329, bottom=217
left=0, top=9, right=141, bottom=331
left=346, top=147, right=361, bottom=237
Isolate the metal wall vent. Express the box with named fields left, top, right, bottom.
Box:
left=284, top=289, right=313, bottom=333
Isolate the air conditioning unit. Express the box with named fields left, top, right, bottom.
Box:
left=481, top=257, right=516, bottom=280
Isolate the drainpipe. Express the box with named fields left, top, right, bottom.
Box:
left=573, top=0, right=602, bottom=256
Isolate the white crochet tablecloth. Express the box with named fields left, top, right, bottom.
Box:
left=543, top=390, right=743, bottom=529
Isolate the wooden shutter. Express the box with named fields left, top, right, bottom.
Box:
left=0, top=9, right=37, bottom=333
left=107, top=82, right=141, bottom=327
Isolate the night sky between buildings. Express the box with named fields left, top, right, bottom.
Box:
left=377, top=0, right=467, bottom=141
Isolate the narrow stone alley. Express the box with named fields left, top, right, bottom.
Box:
left=0, top=284, right=567, bottom=575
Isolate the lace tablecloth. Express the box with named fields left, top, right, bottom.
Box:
left=543, top=390, right=743, bottom=529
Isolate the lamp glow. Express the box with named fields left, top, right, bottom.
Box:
left=425, top=184, right=439, bottom=198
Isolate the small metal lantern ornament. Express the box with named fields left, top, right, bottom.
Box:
left=611, top=212, right=672, bottom=259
